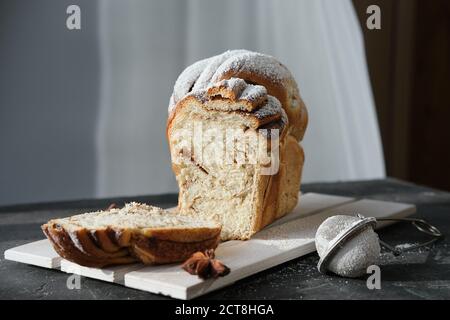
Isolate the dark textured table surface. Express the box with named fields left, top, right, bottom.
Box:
left=1, top=178, right=449, bottom=300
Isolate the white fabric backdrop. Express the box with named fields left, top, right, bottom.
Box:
left=96, top=0, right=385, bottom=198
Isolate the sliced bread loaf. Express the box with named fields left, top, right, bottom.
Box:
left=167, top=51, right=307, bottom=240
left=42, top=202, right=221, bottom=267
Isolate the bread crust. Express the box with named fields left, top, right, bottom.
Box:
left=42, top=222, right=221, bottom=268
left=219, top=134, right=304, bottom=239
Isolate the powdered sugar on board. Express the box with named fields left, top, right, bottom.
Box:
left=3, top=193, right=416, bottom=300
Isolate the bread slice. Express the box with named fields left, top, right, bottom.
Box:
left=42, top=202, right=221, bottom=268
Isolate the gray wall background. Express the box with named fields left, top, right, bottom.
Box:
left=0, top=0, right=384, bottom=206
left=0, top=0, right=99, bottom=206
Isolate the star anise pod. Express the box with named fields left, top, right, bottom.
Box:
left=182, top=249, right=230, bottom=279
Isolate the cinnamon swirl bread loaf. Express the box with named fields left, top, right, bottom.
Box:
left=168, top=50, right=308, bottom=240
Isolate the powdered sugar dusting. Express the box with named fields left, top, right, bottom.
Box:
left=240, top=84, right=267, bottom=103
left=395, top=243, right=418, bottom=250
left=253, top=96, right=282, bottom=120
left=207, top=77, right=247, bottom=100
left=253, top=211, right=330, bottom=251
left=327, top=227, right=380, bottom=278
left=315, top=215, right=381, bottom=278
left=211, top=51, right=291, bottom=85
left=207, top=77, right=268, bottom=109
left=169, top=49, right=294, bottom=113
left=253, top=220, right=314, bottom=251
left=192, top=50, right=249, bottom=93
left=170, top=57, right=211, bottom=112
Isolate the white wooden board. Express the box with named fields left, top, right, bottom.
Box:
left=60, top=260, right=143, bottom=284
left=3, top=193, right=416, bottom=300
left=4, top=239, right=61, bottom=269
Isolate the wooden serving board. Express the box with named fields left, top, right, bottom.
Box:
left=4, top=193, right=416, bottom=300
